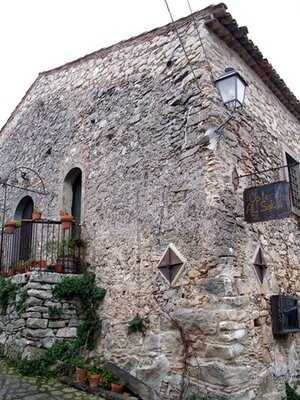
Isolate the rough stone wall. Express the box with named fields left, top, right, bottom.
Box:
left=0, top=6, right=299, bottom=400
left=0, top=271, right=81, bottom=359
left=201, top=18, right=300, bottom=400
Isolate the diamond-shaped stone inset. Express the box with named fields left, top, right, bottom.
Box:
left=254, top=247, right=267, bottom=284
left=158, top=244, right=185, bottom=284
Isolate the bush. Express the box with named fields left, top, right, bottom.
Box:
left=286, top=383, right=300, bottom=400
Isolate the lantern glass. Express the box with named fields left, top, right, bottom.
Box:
left=214, top=68, right=248, bottom=111
left=236, top=76, right=246, bottom=106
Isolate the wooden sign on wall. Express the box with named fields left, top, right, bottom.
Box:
left=244, top=181, right=291, bottom=223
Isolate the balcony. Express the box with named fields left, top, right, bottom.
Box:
left=0, top=219, right=84, bottom=276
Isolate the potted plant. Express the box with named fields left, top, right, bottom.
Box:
left=39, top=259, right=47, bottom=270
left=32, top=207, right=42, bottom=221
left=88, top=363, right=102, bottom=389
left=111, top=378, right=124, bottom=394
left=100, top=368, right=114, bottom=391
left=4, top=219, right=21, bottom=234
left=53, top=263, right=64, bottom=273
left=56, top=238, right=79, bottom=274
left=73, top=356, right=87, bottom=384
left=59, top=210, right=75, bottom=230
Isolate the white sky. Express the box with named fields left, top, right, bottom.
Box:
left=1, top=0, right=299, bottom=129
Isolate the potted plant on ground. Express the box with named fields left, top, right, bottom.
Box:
left=59, top=210, right=75, bottom=230
left=111, top=377, right=124, bottom=394
left=73, top=356, right=88, bottom=384
left=4, top=219, right=21, bottom=234
left=53, top=263, right=64, bottom=273
left=32, top=207, right=42, bottom=221
left=39, top=259, right=47, bottom=270
left=100, top=367, right=115, bottom=391
left=88, top=363, right=103, bottom=389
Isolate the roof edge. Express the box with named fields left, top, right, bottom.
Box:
left=40, top=4, right=214, bottom=76
left=205, top=3, right=300, bottom=123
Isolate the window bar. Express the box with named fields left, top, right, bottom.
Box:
left=31, top=221, right=36, bottom=272
left=45, top=221, right=49, bottom=267
left=34, top=222, right=38, bottom=269
left=57, top=223, right=61, bottom=270
left=51, top=223, right=55, bottom=266
left=40, top=222, right=44, bottom=268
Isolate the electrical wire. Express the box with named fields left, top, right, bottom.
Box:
left=162, top=0, right=203, bottom=96
left=186, top=0, right=215, bottom=83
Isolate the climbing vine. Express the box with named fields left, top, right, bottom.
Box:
left=53, top=273, right=106, bottom=350
left=0, top=277, right=16, bottom=314
left=4, top=273, right=106, bottom=378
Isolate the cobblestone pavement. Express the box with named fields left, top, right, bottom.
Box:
left=0, top=363, right=102, bottom=400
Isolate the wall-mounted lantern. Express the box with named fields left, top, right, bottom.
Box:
left=214, top=67, right=248, bottom=112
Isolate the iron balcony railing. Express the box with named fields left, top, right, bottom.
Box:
left=0, top=219, right=84, bottom=276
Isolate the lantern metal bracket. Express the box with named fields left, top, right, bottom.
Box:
left=215, top=112, right=236, bottom=134
left=233, top=162, right=299, bottom=187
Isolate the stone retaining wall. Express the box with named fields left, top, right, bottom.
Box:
left=0, top=271, right=82, bottom=359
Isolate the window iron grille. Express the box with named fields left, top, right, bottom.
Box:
left=271, top=295, right=300, bottom=335
left=286, top=153, right=300, bottom=209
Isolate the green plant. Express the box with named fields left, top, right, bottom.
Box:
left=128, top=314, right=146, bottom=334
left=72, top=355, right=87, bottom=369
left=88, top=357, right=104, bottom=375
left=7, top=340, right=81, bottom=378
left=48, top=305, right=63, bottom=319
left=16, top=289, right=28, bottom=314
left=14, top=220, right=22, bottom=228
left=286, top=383, right=300, bottom=400
left=0, top=277, right=16, bottom=314
left=100, top=367, right=115, bottom=389
left=53, top=273, right=106, bottom=350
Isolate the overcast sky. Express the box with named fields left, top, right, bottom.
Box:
left=1, top=0, right=299, bottom=129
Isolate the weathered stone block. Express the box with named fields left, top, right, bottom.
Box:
left=172, top=308, right=217, bottom=335
left=26, top=318, right=48, bottom=329
left=205, top=343, right=245, bottom=360
left=56, top=327, right=77, bottom=338
left=24, top=329, right=54, bottom=338
left=48, top=320, right=67, bottom=328
left=27, top=289, right=52, bottom=300
left=197, top=362, right=251, bottom=386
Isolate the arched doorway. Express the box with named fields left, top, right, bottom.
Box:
left=14, top=196, right=34, bottom=261
left=63, top=168, right=82, bottom=236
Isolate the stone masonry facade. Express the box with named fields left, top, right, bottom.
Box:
left=0, top=3, right=299, bottom=399
left=0, top=271, right=82, bottom=360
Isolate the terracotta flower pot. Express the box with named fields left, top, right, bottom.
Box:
left=88, top=374, right=100, bottom=389
left=111, top=383, right=124, bottom=393
left=32, top=212, right=42, bottom=221
left=4, top=220, right=16, bottom=234
left=54, top=264, right=64, bottom=273
left=39, top=260, right=47, bottom=269
left=60, top=215, right=74, bottom=230
left=75, top=367, right=87, bottom=384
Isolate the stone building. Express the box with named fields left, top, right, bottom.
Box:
left=0, top=2, right=300, bottom=399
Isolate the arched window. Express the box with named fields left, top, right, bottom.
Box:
left=63, top=167, right=82, bottom=227
left=14, top=196, right=34, bottom=261
left=15, top=195, right=34, bottom=220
